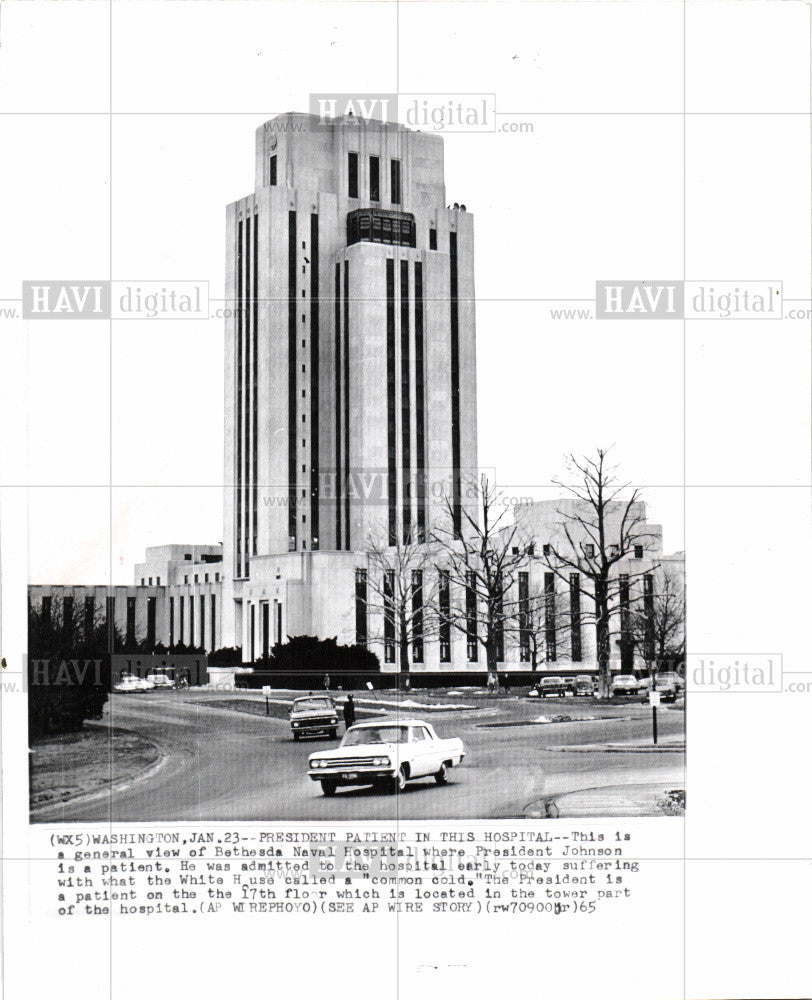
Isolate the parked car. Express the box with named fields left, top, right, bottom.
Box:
left=114, top=675, right=154, bottom=693
left=309, top=719, right=465, bottom=796
left=638, top=675, right=678, bottom=703
left=535, top=676, right=567, bottom=698
left=655, top=671, right=685, bottom=695
left=610, top=674, right=640, bottom=698
left=573, top=675, right=596, bottom=697
left=290, top=695, right=340, bottom=740
left=145, top=673, right=175, bottom=690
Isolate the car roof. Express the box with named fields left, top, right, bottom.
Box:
left=294, top=695, right=332, bottom=701
left=349, top=719, right=427, bottom=729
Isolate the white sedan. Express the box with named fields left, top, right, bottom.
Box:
left=308, top=719, right=465, bottom=796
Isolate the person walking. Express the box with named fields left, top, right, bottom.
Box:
left=343, top=693, right=356, bottom=730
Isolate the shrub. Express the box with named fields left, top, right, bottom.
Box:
left=267, top=635, right=380, bottom=674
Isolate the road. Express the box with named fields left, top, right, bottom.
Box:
left=33, top=690, right=685, bottom=823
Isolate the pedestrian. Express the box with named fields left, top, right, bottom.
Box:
left=502, top=673, right=510, bottom=695
left=324, top=672, right=331, bottom=691
left=343, top=693, right=356, bottom=729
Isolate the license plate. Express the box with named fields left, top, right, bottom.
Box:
left=343, top=772, right=358, bottom=780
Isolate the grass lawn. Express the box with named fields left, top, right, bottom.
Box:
left=30, top=726, right=162, bottom=809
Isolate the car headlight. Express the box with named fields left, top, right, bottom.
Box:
left=330, top=718, right=337, bottom=724
left=311, top=759, right=320, bottom=769
left=379, top=757, right=391, bottom=767
left=292, top=721, right=299, bottom=727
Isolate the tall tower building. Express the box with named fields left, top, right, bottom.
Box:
left=220, top=112, right=478, bottom=656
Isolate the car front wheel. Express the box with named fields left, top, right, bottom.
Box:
left=435, top=762, right=448, bottom=785
left=389, top=766, right=408, bottom=794
left=321, top=780, right=338, bottom=797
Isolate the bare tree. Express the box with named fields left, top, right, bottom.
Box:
left=540, top=448, right=659, bottom=697
left=513, top=578, right=572, bottom=672
left=631, top=568, right=686, bottom=679
left=363, top=528, right=439, bottom=688
left=433, top=475, right=533, bottom=689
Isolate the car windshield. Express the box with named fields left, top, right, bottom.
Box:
left=342, top=725, right=408, bottom=746
left=293, top=699, right=332, bottom=712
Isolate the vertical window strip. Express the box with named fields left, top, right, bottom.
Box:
left=386, top=259, right=397, bottom=546
left=570, top=573, right=582, bottom=662
left=310, top=213, right=320, bottom=550
left=439, top=569, right=451, bottom=662
left=383, top=569, right=395, bottom=663
left=244, top=214, right=252, bottom=569
left=449, top=231, right=462, bottom=537
left=544, top=572, right=557, bottom=661
left=355, top=568, right=368, bottom=646
left=334, top=262, right=342, bottom=549
left=465, top=571, right=478, bottom=661
left=288, top=211, right=298, bottom=550
left=211, top=593, right=216, bottom=650
left=236, top=218, right=244, bottom=576
left=400, top=259, right=411, bottom=542
left=412, top=569, right=423, bottom=662
left=414, top=262, right=426, bottom=541
left=252, top=213, right=259, bottom=555
left=343, top=261, right=350, bottom=549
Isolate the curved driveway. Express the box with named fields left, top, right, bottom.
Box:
left=32, top=692, right=685, bottom=823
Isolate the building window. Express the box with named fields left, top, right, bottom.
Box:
left=215, top=573, right=219, bottom=582
left=184, top=553, right=192, bottom=560
left=204, top=573, right=209, bottom=583
left=518, top=571, right=530, bottom=662
left=179, top=596, right=185, bottom=647
left=383, top=569, right=395, bottom=663
left=269, top=154, right=277, bottom=186
left=156, top=576, right=160, bottom=585
left=126, top=597, right=136, bottom=649
left=465, top=571, right=478, bottom=662
left=148, top=577, right=153, bottom=586
left=355, top=569, right=368, bottom=646
left=184, top=575, right=189, bottom=584
left=390, top=159, right=401, bottom=204
left=141, top=578, right=145, bottom=586
left=189, top=596, right=195, bottom=647
left=369, top=155, right=380, bottom=201
left=544, top=573, right=557, bottom=661
left=493, top=574, right=504, bottom=662
left=169, top=596, right=175, bottom=648
left=386, top=258, right=396, bottom=546
left=634, top=544, right=644, bottom=559
left=643, top=573, right=655, bottom=662
left=348, top=151, right=359, bottom=198
left=194, top=575, right=199, bottom=584
left=412, top=570, right=423, bottom=663
left=146, top=596, right=156, bottom=649
left=439, top=569, right=451, bottom=663
left=39, top=596, right=51, bottom=623
left=429, top=228, right=437, bottom=250
left=569, top=573, right=582, bottom=662
left=543, top=544, right=551, bottom=556
left=211, top=593, right=217, bottom=650
left=619, top=574, right=631, bottom=640
left=583, top=544, right=595, bottom=558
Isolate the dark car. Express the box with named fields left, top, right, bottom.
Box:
left=533, top=676, right=567, bottom=698
left=290, top=696, right=340, bottom=740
